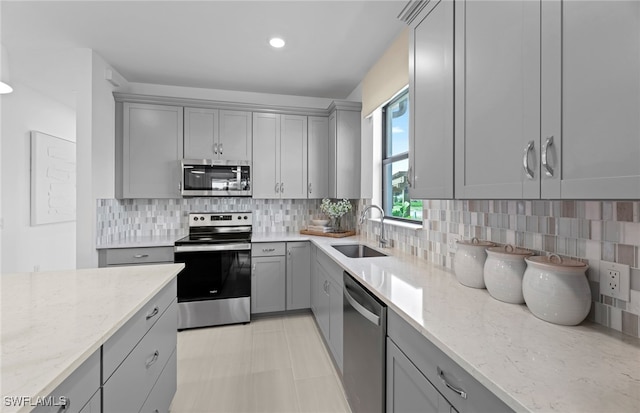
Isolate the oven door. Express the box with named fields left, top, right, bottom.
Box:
left=174, top=242, right=251, bottom=302
left=181, top=159, right=251, bottom=196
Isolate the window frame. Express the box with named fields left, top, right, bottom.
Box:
left=381, top=89, right=421, bottom=224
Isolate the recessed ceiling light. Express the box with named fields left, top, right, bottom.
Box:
left=269, top=37, right=285, bottom=48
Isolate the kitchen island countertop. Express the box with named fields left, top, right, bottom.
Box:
left=1, top=263, right=184, bottom=413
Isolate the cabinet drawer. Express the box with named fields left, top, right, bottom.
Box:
left=139, top=348, right=177, bottom=413
left=251, top=242, right=286, bottom=257
left=388, top=310, right=511, bottom=413
left=103, top=300, right=178, bottom=413
left=103, top=279, right=177, bottom=381
left=102, top=247, right=174, bottom=266
left=33, top=349, right=100, bottom=413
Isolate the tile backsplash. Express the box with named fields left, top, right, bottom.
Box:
left=96, top=198, right=332, bottom=245
left=359, top=199, right=640, bottom=338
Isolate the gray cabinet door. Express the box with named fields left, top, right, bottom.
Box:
left=251, top=256, right=286, bottom=313
left=184, top=107, right=218, bottom=159
left=280, top=115, right=308, bottom=199
left=219, top=110, right=252, bottom=162
left=315, top=261, right=331, bottom=341
left=328, top=279, right=343, bottom=372
left=307, top=116, right=329, bottom=199
left=121, top=103, right=183, bottom=198
left=541, top=0, right=640, bottom=199
left=387, top=338, right=451, bottom=413
left=286, top=242, right=311, bottom=310
left=329, top=109, right=361, bottom=198
left=310, top=243, right=318, bottom=314
left=454, top=1, right=541, bottom=199
left=252, top=112, right=280, bottom=198
left=409, top=0, right=454, bottom=199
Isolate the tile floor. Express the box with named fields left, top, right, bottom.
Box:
left=170, top=313, right=351, bottom=413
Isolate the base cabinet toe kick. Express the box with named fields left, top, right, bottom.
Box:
left=34, top=279, right=178, bottom=413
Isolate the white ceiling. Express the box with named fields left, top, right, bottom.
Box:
left=1, top=0, right=407, bottom=100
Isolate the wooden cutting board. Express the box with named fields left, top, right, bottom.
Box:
left=300, top=229, right=356, bottom=238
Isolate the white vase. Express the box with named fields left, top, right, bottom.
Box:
left=453, top=238, right=495, bottom=288
left=522, top=255, right=591, bottom=326
left=484, top=245, right=534, bottom=304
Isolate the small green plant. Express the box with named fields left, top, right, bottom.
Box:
left=320, top=198, right=353, bottom=219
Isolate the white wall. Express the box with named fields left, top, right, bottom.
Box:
left=76, top=50, right=127, bottom=269
left=1, top=76, right=76, bottom=273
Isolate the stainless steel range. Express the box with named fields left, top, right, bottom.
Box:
left=174, top=212, right=252, bottom=329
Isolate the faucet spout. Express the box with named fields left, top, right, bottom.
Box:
left=359, top=204, right=387, bottom=248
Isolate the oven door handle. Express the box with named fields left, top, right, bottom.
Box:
left=174, top=243, right=252, bottom=253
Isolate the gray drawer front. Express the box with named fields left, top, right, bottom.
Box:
left=103, top=279, right=177, bottom=381
left=104, top=247, right=174, bottom=266
left=33, top=350, right=100, bottom=413
left=139, top=347, right=177, bottom=413
left=387, top=310, right=512, bottom=413
left=251, top=242, right=286, bottom=257
left=103, top=300, right=178, bottom=413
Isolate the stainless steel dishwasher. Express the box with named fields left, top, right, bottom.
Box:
left=343, top=271, right=387, bottom=413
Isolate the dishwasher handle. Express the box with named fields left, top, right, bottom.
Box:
left=344, top=285, right=380, bottom=326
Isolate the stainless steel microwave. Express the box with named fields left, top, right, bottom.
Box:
left=181, top=160, right=251, bottom=197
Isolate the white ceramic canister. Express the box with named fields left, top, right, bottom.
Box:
left=453, top=238, right=495, bottom=288
left=522, top=254, right=591, bottom=326
left=483, top=245, right=534, bottom=304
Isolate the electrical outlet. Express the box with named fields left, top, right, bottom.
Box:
left=599, top=261, right=630, bottom=301
left=448, top=234, right=460, bottom=252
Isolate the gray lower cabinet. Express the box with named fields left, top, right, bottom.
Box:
left=286, top=242, right=311, bottom=310
left=387, top=338, right=454, bottom=413
left=103, top=280, right=178, bottom=413
left=313, top=248, right=344, bottom=372
left=33, top=350, right=100, bottom=413
left=78, top=389, right=101, bottom=413
left=116, top=102, right=184, bottom=199
left=251, top=243, right=287, bottom=314
left=387, top=310, right=512, bottom=413
left=98, top=246, right=174, bottom=268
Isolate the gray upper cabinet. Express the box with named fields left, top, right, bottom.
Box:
left=328, top=102, right=361, bottom=199
left=407, top=0, right=455, bottom=200
left=184, top=108, right=251, bottom=161
left=541, top=0, right=640, bottom=199
left=252, top=112, right=308, bottom=199
left=454, top=0, right=541, bottom=199
left=117, top=102, right=184, bottom=199
left=307, top=116, right=329, bottom=199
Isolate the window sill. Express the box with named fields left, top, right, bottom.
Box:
left=366, top=217, right=423, bottom=230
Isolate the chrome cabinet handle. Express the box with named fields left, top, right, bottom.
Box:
left=134, top=254, right=149, bottom=259
left=407, top=165, right=412, bottom=187
left=252, top=264, right=256, bottom=275
left=275, top=182, right=280, bottom=193
left=522, top=140, right=535, bottom=180
left=288, top=249, right=292, bottom=256
left=145, top=306, right=159, bottom=320
left=542, top=136, right=554, bottom=177
left=214, top=143, right=218, bottom=155
left=437, top=367, right=467, bottom=399
left=219, top=143, right=223, bottom=155
left=146, top=350, right=160, bottom=368
left=262, top=248, right=275, bottom=253
left=280, top=182, right=284, bottom=194
left=308, top=182, right=312, bottom=194
left=178, top=182, right=182, bottom=191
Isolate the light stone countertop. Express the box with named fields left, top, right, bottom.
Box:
left=255, top=232, right=640, bottom=413
left=0, top=263, right=184, bottom=413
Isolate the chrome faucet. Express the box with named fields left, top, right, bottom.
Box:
left=359, top=204, right=387, bottom=248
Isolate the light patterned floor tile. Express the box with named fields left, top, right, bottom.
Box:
left=295, top=375, right=351, bottom=413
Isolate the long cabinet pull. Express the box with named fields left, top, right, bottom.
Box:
left=280, top=182, right=284, bottom=194
left=542, top=136, right=554, bottom=177
left=219, top=143, right=223, bottom=155
left=133, top=254, right=149, bottom=259
left=145, top=306, right=159, bottom=320
left=275, top=183, right=280, bottom=193
left=308, top=182, right=312, bottom=194
left=437, top=367, right=467, bottom=399
left=262, top=248, right=275, bottom=253
left=522, top=140, right=535, bottom=180
left=145, top=350, right=160, bottom=368
left=214, top=143, right=218, bottom=155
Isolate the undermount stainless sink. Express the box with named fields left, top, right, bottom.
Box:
left=332, top=244, right=388, bottom=258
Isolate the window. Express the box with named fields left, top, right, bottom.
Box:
left=382, top=90, right=423, bottom=222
